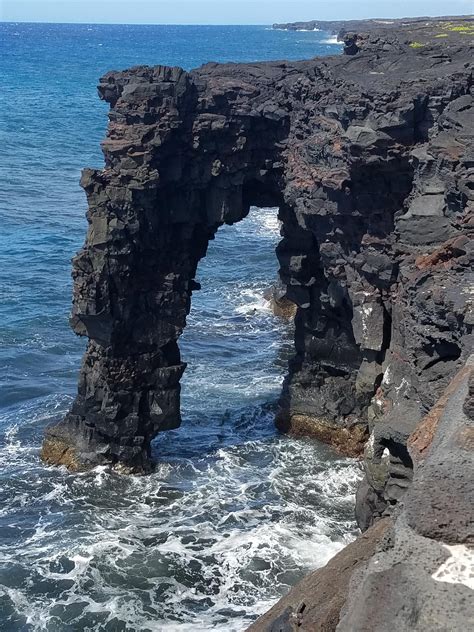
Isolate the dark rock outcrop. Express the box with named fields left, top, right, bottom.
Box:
left=337, top=356, right=474, bottom=631
left=355, top=86, right=474, bottom=525
left=272, top=15, right=473, bottom=35
left=42, top=18, right=473, bottom=486
left=248, top=356, right=474, bottom=631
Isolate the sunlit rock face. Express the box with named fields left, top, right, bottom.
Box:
left=42, top=21, right=473, bottom=485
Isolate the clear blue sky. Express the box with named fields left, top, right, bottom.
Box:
left=2, top=1, right=472, bottom=25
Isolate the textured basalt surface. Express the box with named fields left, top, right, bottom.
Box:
left=42, top=18, right=473, bottom=489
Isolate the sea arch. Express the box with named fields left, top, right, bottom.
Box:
left=42, top=61, right=416, bottom=473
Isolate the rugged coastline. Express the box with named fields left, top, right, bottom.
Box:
left=40, top=16, right=473, bottom=629
left=272, top=14, right=473, bottom=35
left=249, top=356, right=474, bottom=630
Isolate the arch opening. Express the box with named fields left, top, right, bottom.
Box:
left=151, top=205, right=294, bottom=459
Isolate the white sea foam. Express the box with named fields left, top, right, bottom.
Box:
left=0, top=414, right=361, bottom=630
left=257, top=209, right=281, bottom=235
left=3, top=423, right=20, bottom=453
left=0, top=204, right=360, bottom=631
left=322, top=36, right=342, bottom=45
left=234, top=289, right=272, bottom=315
left=243, top=205, right=280, bottom=237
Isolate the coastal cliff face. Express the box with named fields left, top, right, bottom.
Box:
left=42, top=16, right=473, bottom=529
left=249, top=356, right=474, bottom=631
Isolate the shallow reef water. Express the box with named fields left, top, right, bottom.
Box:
left=0, top=23, right=356, bottom=631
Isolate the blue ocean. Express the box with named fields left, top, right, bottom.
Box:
left=0, top=23, right=359, bottom=631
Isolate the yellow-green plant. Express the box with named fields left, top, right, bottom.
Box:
left=447, top=25, right=474, bottom=32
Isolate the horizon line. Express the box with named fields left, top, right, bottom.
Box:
left=2, top=13, right=472, bottom=27
left=1, top=20, right=275, bottom=26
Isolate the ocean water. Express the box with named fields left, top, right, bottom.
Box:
left=0, top=23, right=357, bottom=631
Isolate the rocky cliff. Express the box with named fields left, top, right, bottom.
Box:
left=41, top=15, right=473, bottom=629
left=42, top=16, right=472, bottom=537
left=249, top=356, right=474, bottom=630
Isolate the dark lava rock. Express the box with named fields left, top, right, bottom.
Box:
left=247, top=357, right=474, bottom=631
left=337, top=359, right=474, bottom=632
left=42, top=18, right=473, bottom=478
left=246, top=518, right=391, bottom=632
left=403, top=356, right=474, bottom=545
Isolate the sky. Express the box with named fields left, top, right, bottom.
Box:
left=1, top=0, right=472, bottom=25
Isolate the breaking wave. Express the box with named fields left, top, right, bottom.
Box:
left=321, top=36, right=342, bottom=45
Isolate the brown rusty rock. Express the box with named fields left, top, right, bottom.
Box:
left=246, top=518, right=391, bottom=632
left=277, top=413, right=368, bottom=457
left=40, top=437, right=82, bottom=472
left=269, top=296, right=297, bottom=320
left=415, top=235, right=469, bottom=271
left=408, top=361, right=473, bottom=464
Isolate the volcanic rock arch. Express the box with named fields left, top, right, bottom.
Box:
left=42, top=40, right=473, bottom=497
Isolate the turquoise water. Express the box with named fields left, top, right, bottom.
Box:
left=0, top=23, right=358, bottom=631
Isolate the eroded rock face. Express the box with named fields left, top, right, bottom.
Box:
left=337, top=357, right=474, bottom=632
left=42, top=20, right=473, bottom=476
left=356, top=92, right=474, bottom=526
